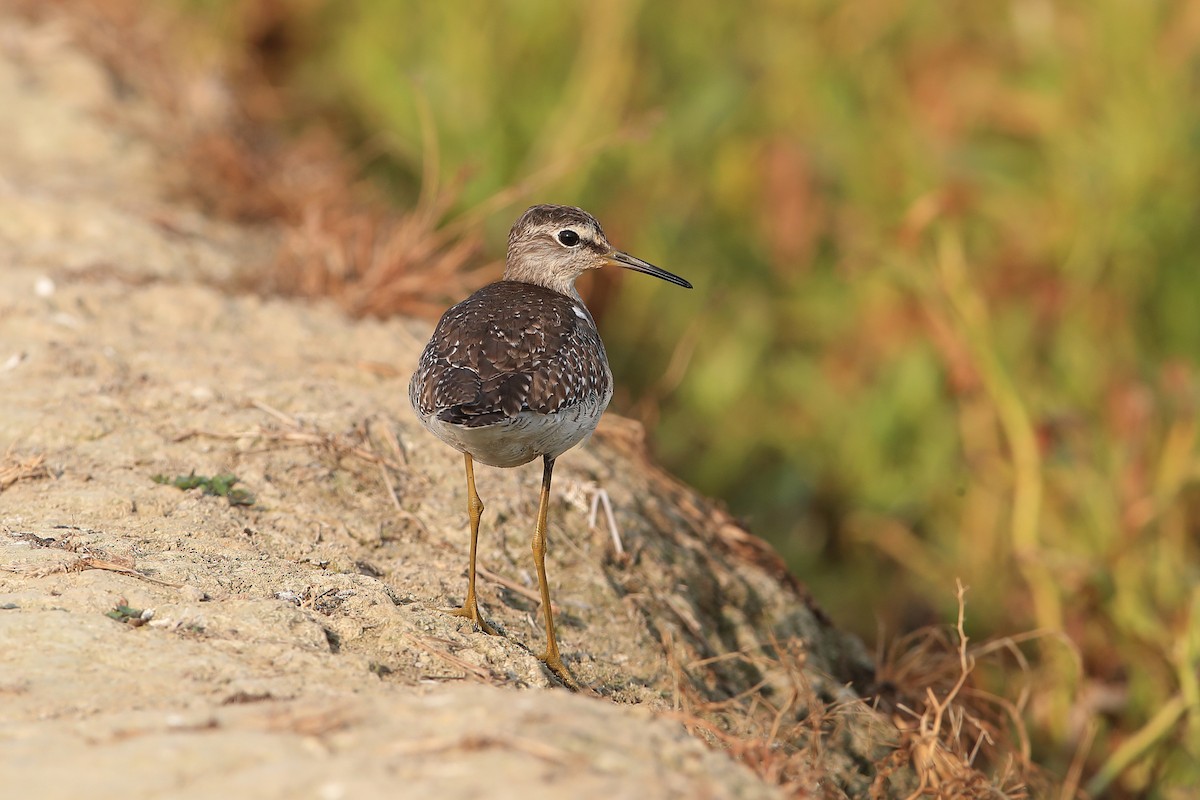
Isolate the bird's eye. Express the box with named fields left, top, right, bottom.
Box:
left=557, top=229, right=581, bottom=247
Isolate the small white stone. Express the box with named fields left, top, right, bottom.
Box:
left=1, top=352, right=27, bottom=372
left=34, top=276, right=55, bottom=297
left=178, top=584, right=207, bottom=603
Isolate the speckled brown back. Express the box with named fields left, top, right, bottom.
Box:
left=409, top=281, right=611, bottom=428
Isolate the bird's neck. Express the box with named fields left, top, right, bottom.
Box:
left=502, top=264, right=583, bottom=303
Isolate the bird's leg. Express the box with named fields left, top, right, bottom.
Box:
left=445, top=453, right=497, bottom=635
left=532, top=456, right=577, bottom=688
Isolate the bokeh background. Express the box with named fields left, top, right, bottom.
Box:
left=157, top=0, right=1200, bottom=795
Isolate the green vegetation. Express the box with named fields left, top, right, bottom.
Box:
left=105, top=603, right=149, bottom=626
left=152, top=471, right=255, bottom=506
left=175, top=1, right=1199, bottom=794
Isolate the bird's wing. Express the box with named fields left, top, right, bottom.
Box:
left=410, top=282, right=610, bottom=428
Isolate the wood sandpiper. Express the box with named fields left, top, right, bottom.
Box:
left=409, top=204, right=692, bottom=686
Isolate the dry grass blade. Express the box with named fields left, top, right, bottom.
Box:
left=875, top=581, right=1035, bottom=800
left=476, top=566, right=558, bottom=612
left=0, top=451, right=51, bottom=492
left=647, top=579, right=1043, bottom=797
left=387, top=732, right=576, bottom=765
left=657, top=634, right=879, bottom=797
left=172, top=401, right=405, bottom=475
left=402, top=633, right=493, bottom=684
left=2, top=553, right=181, bottom=589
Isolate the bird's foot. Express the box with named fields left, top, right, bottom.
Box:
left=443, top=603, right=499, bottom=635
left=539, top=649, right=580, bottom=691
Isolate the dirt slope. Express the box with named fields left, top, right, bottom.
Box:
left=0, top=12, right=917, bottom=799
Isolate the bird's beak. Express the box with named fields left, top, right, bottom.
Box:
left=605, top=250, right=693, bottom=289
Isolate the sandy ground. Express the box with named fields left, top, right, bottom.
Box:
left=0, top=12, right=918, bottom=799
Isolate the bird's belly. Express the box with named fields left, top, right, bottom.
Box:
left=421, top=398, right=610, bottom=468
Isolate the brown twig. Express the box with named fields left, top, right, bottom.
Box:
left=402, top=633, right=493, bottom=683
left=2, top=555, right=182, bottom=588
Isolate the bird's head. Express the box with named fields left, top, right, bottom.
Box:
left=503, top=204, right=692, bottom=297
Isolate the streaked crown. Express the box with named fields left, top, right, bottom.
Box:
left=503, top=205, right=611, bottom=296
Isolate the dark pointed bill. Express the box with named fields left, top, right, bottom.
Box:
left=606, top=250, right=693, bottom=289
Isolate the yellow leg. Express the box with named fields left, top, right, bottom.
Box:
left=445, top=453, right=497, bottom=634
left=532, top=456, right=577, bottom=688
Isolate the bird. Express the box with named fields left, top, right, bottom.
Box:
left=409, top=204, right=692, bottom=686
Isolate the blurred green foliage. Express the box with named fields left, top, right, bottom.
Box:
left=179, top=0, right=1200, bottom=794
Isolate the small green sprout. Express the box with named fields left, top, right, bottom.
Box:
left=152, top=471, right=255, bottom=506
